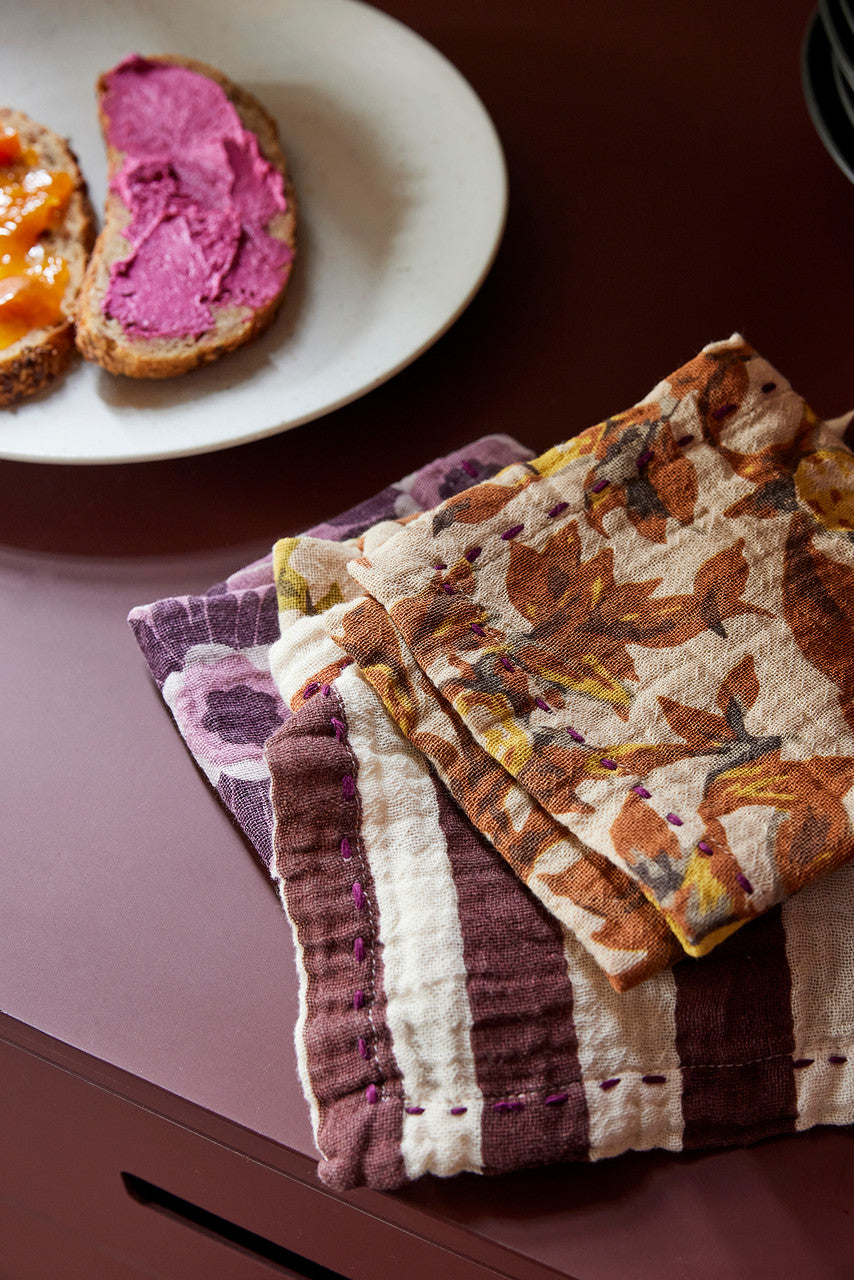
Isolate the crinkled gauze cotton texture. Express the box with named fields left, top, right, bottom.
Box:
left=103, top=54, right=292, bottom=338
left=341, top=335, right=854, bottom=976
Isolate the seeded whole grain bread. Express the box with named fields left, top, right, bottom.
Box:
left=75, top=56, right=297, bottom=379
left=0, top=109, right=95, bottom=408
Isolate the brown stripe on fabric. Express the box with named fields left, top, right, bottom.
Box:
left=266, top=687, right=406, bottom=1191
left=673, top=905, right=797, bottom=1150
left=432, top=776, right=590, bottom=1174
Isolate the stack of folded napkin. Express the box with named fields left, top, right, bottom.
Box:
left=130, top=336, right=854, bottom=1190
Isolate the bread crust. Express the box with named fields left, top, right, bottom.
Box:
left=0, top=109, right=95, bottom=408
left=74, top=56, right=298, bottom=379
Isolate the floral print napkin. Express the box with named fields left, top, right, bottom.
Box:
left=339, top=336, right=854, bottom=966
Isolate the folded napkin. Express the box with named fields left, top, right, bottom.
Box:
left=340, top=336, right=854, bottom=965
left=128, top=435, right=533, bottom=868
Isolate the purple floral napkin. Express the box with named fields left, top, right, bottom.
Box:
left=128, top=436, right=534, bottom=868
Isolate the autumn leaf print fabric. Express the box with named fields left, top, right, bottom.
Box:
left=339, top=335, right=854, bottom=975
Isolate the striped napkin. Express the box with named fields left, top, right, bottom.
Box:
left=267, top=652, right=854, bottom=1189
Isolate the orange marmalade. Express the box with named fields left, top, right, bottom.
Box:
left=0, top=126, right=73, bottom=350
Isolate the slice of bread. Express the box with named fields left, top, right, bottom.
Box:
left=0, top=109, right=95, bottom=408
left=75, top=56, right=297, bottom=379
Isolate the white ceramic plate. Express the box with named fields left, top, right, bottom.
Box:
left=2, top=0, right=506, bottom=464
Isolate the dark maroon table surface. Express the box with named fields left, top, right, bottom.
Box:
left=3, top=2, right=854, bottom=1278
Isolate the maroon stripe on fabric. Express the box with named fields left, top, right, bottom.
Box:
left=432, top=777, right=590, bottom=1174
left=673, top=906, right=797, bottom=1149
left=266, top=688, right=405, bottom=1191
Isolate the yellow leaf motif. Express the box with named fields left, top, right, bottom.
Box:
left=794, top=447, right=854, bottom=534
left=453, top=686, right=533, bottom=773
left=274, top=537, right=345, bottom=617
left=274, top=537, right=309, bottom=614
left=679, top=852, right=733, bottom=921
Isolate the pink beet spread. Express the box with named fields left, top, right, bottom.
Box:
left=102, top=55, right=292, bottom=340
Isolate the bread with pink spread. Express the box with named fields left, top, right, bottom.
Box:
left=75, top=55, right=297, bottom=378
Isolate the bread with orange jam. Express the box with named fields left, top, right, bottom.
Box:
left=0, top=109, right=95, bottom=407
left=75, top=55, right=297, bottom=379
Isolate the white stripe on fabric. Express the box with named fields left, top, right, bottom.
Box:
left=784, top=867, right=854, bottom=1131
left=563, top=936, right=683, bottom=1159
left=338, top=665, right=484, bottom=1181
left=269, top=621, right=346, bottom=706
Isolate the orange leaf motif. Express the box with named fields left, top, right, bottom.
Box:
left=431, top=475, right=537, bottom=535
left=503, top=524, right=770, bottom=717
left=340, top=599, right=419, bottom=737
left=699, top=751, right=854, bottom=895
left=611, top=793, right=684, bottom=872
left=540, top=844, right=679, bottom=961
